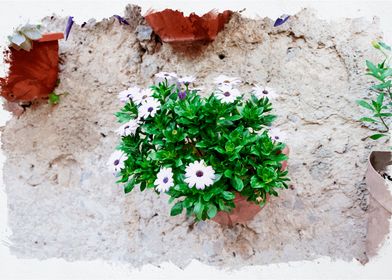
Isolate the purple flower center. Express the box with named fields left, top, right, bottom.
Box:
left=262, top=90, right=268, bottom=95
left=163, top=177, right=169, bottom=184
left=124, top=126, right=129, bottom=129
left=224, top=92, right=231, bottom=97
left=114, top=159, right=120, bottom=166
left=274, top=136, right=279, bottom=140
left=148, top=107, right=154, bottom=112
left=142, top=95, right=148, bottom=99
left=196, top=171, right=204, bottom=177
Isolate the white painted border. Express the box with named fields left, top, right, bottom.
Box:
left=0, top=1, right=391, bottom=279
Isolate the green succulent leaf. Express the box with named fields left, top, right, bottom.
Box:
left=207, top=204, right=218, bottom=218
left=370, top=134, right=387, bottom=140
left=232, top=176, right=244, bottom=192
left=170, top=201, right=184, bottom=216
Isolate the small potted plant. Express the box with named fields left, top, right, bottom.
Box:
left=357, top=41, right=392, bottom=257
left=109, top=73, right=289, bottom=225
left=0, top=23, right=64, bottom=103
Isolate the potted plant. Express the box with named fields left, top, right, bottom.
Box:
left=109, top=73, right=289, bottom=224
left=357, top=41, right=392, bottom=257
left=0, top=23, right=64, bottom=103
left=144, top=9, right=232, bottom=43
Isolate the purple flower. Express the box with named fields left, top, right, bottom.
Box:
left=178, top=91, right=187, bottom=100
left=274, top=14, right=290, bottom=27
left=65, top=16, right=74, bottom=40
left=113, top=15, right=129, bottom=25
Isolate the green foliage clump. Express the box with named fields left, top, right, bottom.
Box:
left=110, top=76, right=289, bottom=221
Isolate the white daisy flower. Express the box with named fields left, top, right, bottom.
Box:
left=253, top=85, right=278, bottom=100
left=155, top=71, right=178, bottom=86
left=118, top=86, right=141, bottom=103
left=154, top=167, right=174, bottom=193
left=268, top=127, right=287, bottom=142
left=116, top=119, right=140, bottom=137
left=178, top=75, right=196, bottom=85
left=213, top=75, right=241, bottom=87
left=184, top=160, right=215, bottom=190
left=138, top=98, right=161, bottom=119
left=215, top=85, right=241, bottom=103
left=107, top=150, right=128, bottom=174
left=132, top=88, right=154, bottom=105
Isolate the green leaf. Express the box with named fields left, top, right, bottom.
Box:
left=124, top=179, right=135, bottom=194
left=370, top=134, right=387, bottom=140
left=214, top=147, right=226, bottom=154
left=207, top=204, right=218, bottom=218
left=203, top=191, right=215, bottom=202
left=379, top=41, right=391, bottom=51
left=250, top=175, right=265, bottom=189
left=48, top=92, right=60, bottom=105
left=381, top=69, right=392, bottom=79
left=225, top=142, right=235, bottom=153
left=222, top=191, right=235, bottom=200
left=175, top=158, right=183, bottom=167
left=366, top=60, right=379, bottom=75
left=356, top=100, right=374, bottom=111
left=374, top=113, right=392, bottom=117
left=376, top=93, right=384, bottom=105
left=224, top=169, right=233, bottom=178
left=194, top=200, right=204, bottom=220
left=359, top=117, right=378, bottom=123
left=170, top=201, right=184, bottom=216
left=183, top=197, right=194, bottom=208
left=372, top=80, right=391, bottom=90
left=232, top=176, right=244, bottom=192
left=261, top=167, right=276, bottom=183
left=226, top=115, right=242, bottom=121
left=196, top=141, right=208, bottom=148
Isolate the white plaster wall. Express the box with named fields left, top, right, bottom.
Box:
left=0, top=0, right=391, bottom=279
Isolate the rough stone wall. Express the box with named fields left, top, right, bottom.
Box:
left=1, top=5, right=387, bottom=268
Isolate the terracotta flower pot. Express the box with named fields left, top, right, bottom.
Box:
left=365, top=151, right=392, bottom=258
left=212, top=146, right=290, bottom=226
left=0, top=32, right=64, bottom=102
left=144, top=9, right=232, bottom=43
left=212, top=193, right=269, bottom=227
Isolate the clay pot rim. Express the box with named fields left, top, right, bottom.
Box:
left=366, top=150, right=392, bottom=213
left=36, top=32, right=64, bottom=42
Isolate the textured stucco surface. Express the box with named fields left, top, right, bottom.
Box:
left=1, top=5, right=388, bottom=268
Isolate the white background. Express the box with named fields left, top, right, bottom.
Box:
left=0, top=1, right=391, bottom=279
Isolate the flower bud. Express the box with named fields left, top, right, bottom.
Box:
left=178, top=90, right=186, bottom=100
left=371, top=40, right=381, bottom=49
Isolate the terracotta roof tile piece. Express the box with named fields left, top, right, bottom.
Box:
left=145, top=9, right=232, bottom=43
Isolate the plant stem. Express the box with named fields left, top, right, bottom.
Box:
left=186, top=137, right=203, bottom=157
left=379, top=116, right=390, bottom=133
